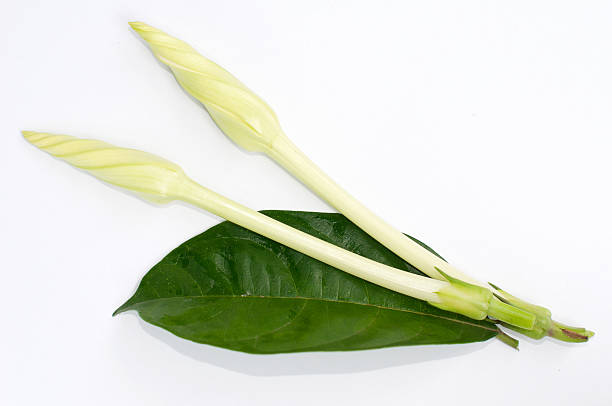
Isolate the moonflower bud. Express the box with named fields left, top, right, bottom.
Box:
left=22, top=131, right=186, bottom=203
left=130, top=22, right=284, bottom=153
left=23, top=130, right=536, bottom=329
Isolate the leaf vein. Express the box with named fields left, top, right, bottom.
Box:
left=121, top=295, right=497, bottom=332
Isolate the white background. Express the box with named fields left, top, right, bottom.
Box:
left=2, top=1, right=610, bottom=405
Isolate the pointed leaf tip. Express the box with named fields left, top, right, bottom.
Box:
left=112, top=303, right=129, bottom=317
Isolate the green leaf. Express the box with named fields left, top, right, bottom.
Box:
left=115, top=210, right=499, bottom=353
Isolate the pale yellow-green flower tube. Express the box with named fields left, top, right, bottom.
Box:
left=23, top=130, right=535, bottom=329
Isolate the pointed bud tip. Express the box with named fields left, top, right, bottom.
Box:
left=22, top=130, right=36, bottom=139
left=22, top=130, right=46, bottom=144
left=128, top=21, right=157, bottom=33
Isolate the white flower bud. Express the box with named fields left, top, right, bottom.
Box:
left=130, top=22, right=284, bottom=153
left=22, top=131, right=187, bottom=203
left=24, top=129, right=537, bottom=327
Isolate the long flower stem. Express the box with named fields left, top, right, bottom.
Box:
left=180, top=180, right=532, bottom=327
left=180, top=177, right=445, bottom=302
left=23, top=130, right=534, bottom=328
left=266, top=135, right=593, bottom=340
left=268, top=135, right=481, bottom=285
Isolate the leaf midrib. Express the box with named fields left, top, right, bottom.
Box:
left=117, top=294, right=498, bottom=332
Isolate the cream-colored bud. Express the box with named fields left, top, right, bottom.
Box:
left=24, top=129, right=538, bottom=326
left=129, top=22, right=284, bottom=153
left=22, top=131, right=186, bottom=203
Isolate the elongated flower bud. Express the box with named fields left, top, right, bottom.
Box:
left=129, top=22, right=284, bottom=153
left=23, top=130, right=535, bottom=329
left=22, top=131, right=187, bottom=203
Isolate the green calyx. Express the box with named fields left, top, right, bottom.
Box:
left=490, top=283, right=594, bottom=342
left=430, top=269, right=536, bottom=329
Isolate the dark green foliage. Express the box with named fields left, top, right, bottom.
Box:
left=115, top=211, right=499, bottom=353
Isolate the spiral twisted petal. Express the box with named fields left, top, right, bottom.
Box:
left=23, top=131, right=187, bottom=203
left=129, top=22, right=283, bottom=152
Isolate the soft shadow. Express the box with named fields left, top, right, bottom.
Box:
left=127, top=313, right=492, bottom=376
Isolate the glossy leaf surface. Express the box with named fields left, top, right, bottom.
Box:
left=115, top=211, right=499, bottom=353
